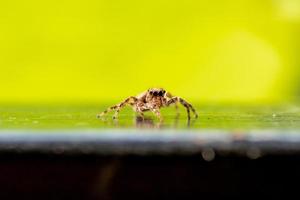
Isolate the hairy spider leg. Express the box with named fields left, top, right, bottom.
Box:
left=97, top=96, right=138, bottom=119
left=164, top=92, right=179, bottom=115
left=166, top=97, right=198, bottom=120
left=174, top=101, right=179, bottom=115
left=151, top=108, right=162, bottom=121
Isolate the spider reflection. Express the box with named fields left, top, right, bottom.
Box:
left=101, top=113, right=195, bottom=128
left=134, top=114, right=194, bottom=129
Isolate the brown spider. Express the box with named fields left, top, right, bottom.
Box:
left=97, top=88, right=198, bottom=120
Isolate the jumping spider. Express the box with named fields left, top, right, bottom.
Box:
left=97, top=88, right=198, bottom=121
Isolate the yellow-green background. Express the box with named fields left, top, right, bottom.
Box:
left=1, top=0, right=300, bottom=103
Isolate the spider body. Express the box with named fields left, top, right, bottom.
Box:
left=97, top=88, right=198, bottom=120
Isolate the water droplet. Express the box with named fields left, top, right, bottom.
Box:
left=202, top=148, right=215, bottom=162
left=247, top=148, right=261, bottom=159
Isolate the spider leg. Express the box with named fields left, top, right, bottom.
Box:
left=137, top=111, right=144, bottom=119
left=151, top=108, right=162, bottom=121
left=167, top=97, right=198, bottom=119
left=174, top=102, right=179, bottom=116
left=165, top=92, right=179, bottom=115
left=179, top=97, right=198, bottom=118
left=97, top=96, right=138, bottom=119
left=112, top=96, right=139, bottom=119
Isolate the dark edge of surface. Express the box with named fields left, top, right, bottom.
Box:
left=0, top=129, right=300, bottom=156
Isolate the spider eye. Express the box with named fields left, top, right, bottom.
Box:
left=153, top=91, right=158, bottom=96
left=158, top=91, right=164, bottom=96
left=149, top=91, right=153, bottom=95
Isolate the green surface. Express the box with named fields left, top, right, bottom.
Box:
left=1, top=103, right=300, bottom=130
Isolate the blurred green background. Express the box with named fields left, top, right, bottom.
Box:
left=1, top=0, right=300, bottom=103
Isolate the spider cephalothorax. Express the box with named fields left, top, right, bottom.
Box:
left=97, top=88, right=198, bottom=120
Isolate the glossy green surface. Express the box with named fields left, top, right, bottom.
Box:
left=0, top=103, right=300, bottom=130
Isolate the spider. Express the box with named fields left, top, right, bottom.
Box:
left=97, top=88, right=198, bottom=120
